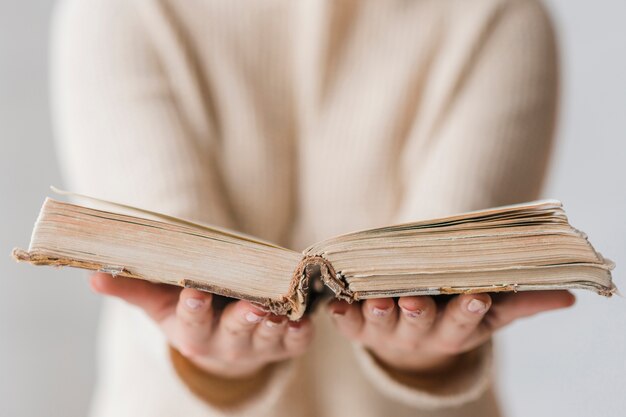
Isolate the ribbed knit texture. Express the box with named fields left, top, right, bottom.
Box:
left=51, top=0, right=558, bottom=415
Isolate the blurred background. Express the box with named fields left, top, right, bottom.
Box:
left=1, top=1, right=624, bottom=416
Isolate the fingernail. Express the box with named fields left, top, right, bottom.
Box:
left=331, top=308, right=346, bottom=317
left=329, top=303, right=347, bottom=317
left=185, top=298, right=204, bottom=310
left=400, top=306, right=423, bottom=318
left=467, top=299, right=488, bottom=314
left=245, top=311, right=264, bottom=323
left=265, top=318, right=285, bottom=328
left=288, top=323, right=302, bottom=332
left=372, top=307, right=392, bottom=317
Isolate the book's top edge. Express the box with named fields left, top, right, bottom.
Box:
left=43, top=192, right=294, bottom=253
left=303, top=199, right=565, bottom=254
left=392, top=199, right=564, bottom=228
left=456, top=199, right=562, bottom=213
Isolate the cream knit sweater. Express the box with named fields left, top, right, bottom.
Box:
left=51, top=0, right=558, bottom=415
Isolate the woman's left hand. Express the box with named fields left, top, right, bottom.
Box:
left=327, top=290, right=575, bottom=374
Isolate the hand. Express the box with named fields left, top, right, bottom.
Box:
left=90, top=272, right=314, bottom=379
left=328, top=291, right=575, bottom=374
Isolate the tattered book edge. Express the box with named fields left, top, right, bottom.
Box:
left=352, top=281, right=617, bottom=299
left=11, top=248, right=300, bottom=318
left=12, top=249, right=360, bottom=320
left=12, top=248, right=618, bottom=321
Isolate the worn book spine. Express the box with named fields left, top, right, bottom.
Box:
left=174, top=255, right=355, bottom=319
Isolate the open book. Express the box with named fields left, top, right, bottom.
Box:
left=13, top=193, right=616, bottom=319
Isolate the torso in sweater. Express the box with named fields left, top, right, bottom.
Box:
left=52, top=0, right=557, bottom=415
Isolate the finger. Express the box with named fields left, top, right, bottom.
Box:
left=432, top=294, right=492, bottom=354
left=328, top=300, right=364, bottom=339
left=214, top=300, right=268, bottom=352
left=362, top=298, right=398, bottom=333
left=253, top=314, right=288, bottom=354
left=485, top=290, right=575, bottom=331
left=90, top=272, right=179, bottom=322
left=284, top=317, right=314, bottom=356
left=395, top=296, right=437, bottom=345
left=173, top=289, right=215, bottom=357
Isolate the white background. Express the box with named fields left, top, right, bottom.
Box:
left=1, top=1, right=624, bottom=416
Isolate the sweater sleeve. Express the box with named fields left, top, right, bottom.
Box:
left=51, top=0, right=295, bottom=413
left=168, top=347, right=297, bottom=411
left=359, top=0, right=558, bottom=410
left=353, top=342, right=494, bottom=410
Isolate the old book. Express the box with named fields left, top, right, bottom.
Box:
left=12, top=192, right=616, bottom=319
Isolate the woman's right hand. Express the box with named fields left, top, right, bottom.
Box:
left=90, top=272, right=314, bottom=379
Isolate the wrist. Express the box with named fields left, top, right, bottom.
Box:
left=169, top=346, right=277, bottom=407
left=369, top=348, right=462, bottom=376
left=185, top=353, right=267, bottom=380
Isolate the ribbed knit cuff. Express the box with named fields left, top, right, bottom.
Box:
left=169, top=346, right=295, bottom=414
left=352, top=341, right=493, bottom=410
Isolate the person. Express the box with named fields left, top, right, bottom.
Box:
left=51, top=0, right=575, bottom=416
